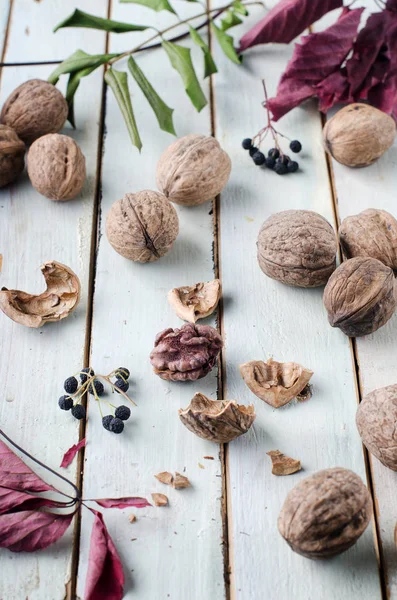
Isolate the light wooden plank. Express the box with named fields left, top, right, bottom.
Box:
left=77, top=3, right=225, bottom=599
left=211, top=5, right=382, bottom=599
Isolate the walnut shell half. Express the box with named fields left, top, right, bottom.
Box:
left=168, top=279, right=221, bottom=323
left=0, top=124, right=25, bottom=187
left=179, top=392, right=255, bottom=443
left=278, top=467, right=372, bottom=559
left=0, top=261, right=80, bottom=328
left=240, top=359, right=313, bottom=408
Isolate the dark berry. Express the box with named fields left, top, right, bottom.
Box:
left=289, top=140, right=302, bottom=153
left=115, top=367, right=130, bottom=380
left=278, top=155, right=290, bottom=165
left=115, top=405, right=131, bottom=421
left=102, top=415, right=113, bottom=430
left=242, top=138, right=252, bottom=150
left=249, top=146, right=258, bottom=157
left=115, top=378, right=129, bottom=393
left=265, top=156, right=276, bottom=169
left=64, top=376, right=78, bottom=394
left=274, top=162, right=288, bottom=175
left=110, top=417, right=124, bottom=434
left=252, top=151, right=265, bottom=166
left=287, top=160, right=299, bottom=173
left=80, top=367, right=94, bottom=383
left=71, top=404, right=86, bottom=420
left=268, top=148, right=280, bottom=159
left=90, top=379, right=104, bottom=396
left=58, top=395, right=73, bottom=411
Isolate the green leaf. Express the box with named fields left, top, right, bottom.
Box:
left=63, top=51, right=100, bottom=127
left=127, top=56, right=175, bottom=135
left=48, top=49, right=119, bottom=84
left=105, top=67, right=142, bottom=151
left=232, top=1, right=249, bottom=16
left=210, top=23, right=241, bottom=65
left=54, top=9, right=148, bottom=33
left=220, top=10, right=243, bottom=31
left=120, top=0, right=176, bottom=14
left=188, top=26, right=217, bottom=78
left=162, top=41, right=207, bottom=111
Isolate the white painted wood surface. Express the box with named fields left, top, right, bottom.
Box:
left=0, top=0, right=10, bottom=56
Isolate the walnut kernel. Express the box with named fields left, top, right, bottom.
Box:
left=168, top=279, right=221, bottom=323
left=0, top=124, right=25, bottom=187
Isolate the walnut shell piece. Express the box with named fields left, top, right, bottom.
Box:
left=0, top=125, right=25, bottom=187
left=356, top=384, right=397, bottom=471
left=179, top=393, right=255, bottom=443
left=106, top=190, right=179, bottom=263
left=151, top=493, right=168, bottom=507
left=156, top=134, right=232, bottom=206
left=0, top=79, right=68, bottom=144
left=0, top=261, right=80, bottom=328
left=168, top=279, right=221, bottom=323
left=239, top=359, right=313, bottom=408
left=150, top=324, right=223, bottom=381
left=257, top=210, right=337, bottom=288
left=267, top=450, right=301, bottom=476
left=278, top=467, right=372, bottom=559
left=339, top=209, right=397, bottom=271
left=323, top=103, right=396, bottom=168
left=27, top=134, right=86, bottom=201
left=323, top=257, right=396, bottom=337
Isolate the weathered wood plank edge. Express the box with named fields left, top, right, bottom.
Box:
left=0, top=0, right=12, bottom=67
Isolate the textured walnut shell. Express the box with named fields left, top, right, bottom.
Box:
left=156, top=134, right=231, bottom=206
left=278, top=467, right=372, bottom=559
left=339, top=209, right=397, bottom=271
left=168, top=279, right=221, bottom=323
left=323, top=257, right=396, bottom=337
left=27, top=134, right=86, bottom=201
left=106, top=190, right=179, bottom=263
left=267, top=450, right=301, bottom=476
left=0, top=261, right=80, bottom=328
left=257, top=210, right=337, bottom=287
left=179, top=392, right=255, bottom=443
left=0, top=79, right=68, bottom=144
left=240, top=359, right=313, bottom=408
left=323, top=104, right=396, bottom=168
left=356, top=384, right=397, bottom=471
left=0, top=125, right=25, bottom=187
left=150, top=323, right=223, bottom=381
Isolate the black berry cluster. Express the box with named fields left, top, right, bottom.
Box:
left=242, top=138, right=301, bottom=175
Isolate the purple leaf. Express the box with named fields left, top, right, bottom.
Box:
left=386, top=0, right=397, bottom=11
left=0, top=439, right=53, bottom=494
left=0, top=486, right=62, bottom=515
left=0, top=510, right=74, bottom=552
left=60, top=438, right=86, bottom=469
left=94, top=497, right=151, bottom=509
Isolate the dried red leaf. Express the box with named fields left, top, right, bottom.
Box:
left=386, top=0, right=397, bottom=13
left=0, top=486, right=61, bottom=515
left=239, top=0, right=343, bottom=51
left=60, top=437, right=86, bottom=469
left=85, top=510, right=124, bottom=600
left=0, top=509, right=73, bottom=552
left=94, top=497, right=151, bottom=509
left=0, top=439, right=53, bottom=493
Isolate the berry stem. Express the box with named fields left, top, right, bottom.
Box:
left=99, top=375, right=137, bottom=406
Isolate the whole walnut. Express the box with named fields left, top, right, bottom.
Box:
left=0, top=125, right=25, bottom=187
left=150, top=323, right=223, bottom=381
left=323, top=104, right=396, bottom=168
left=339, top=208, right=397, bottom=271
left=257, top=210, right=337, bottom=287
left=1, top=79, right=68, bottom=144
left=278, top=467, right=372, bottom=559
left=156, top=134, right=231, bottom=206
left=27, top=134, right=86, bottom=201
left=356, top=384, right=397, bottom=471
left=323, top=257, right=396, bottom=337
left=106, top=191, right=179, bottom=262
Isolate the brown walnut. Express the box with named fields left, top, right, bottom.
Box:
left=356, top=384, right=397, bottom=471
left=323, top=103, right=396, bottom=168
left=278, top=467, right=372, bottom=559
left=339, top=208, right=397, bottom=271
left=257, top=210, right=337, bottom=287
left=1, top=79, right=68, bottom=144
left=27, top=134, right=86, bottom=201
left=323, top=257, right=396, bottom=337
left=156, top=134, right=231, bottom=206
left=150, top=323, right=222, bottom=381
left=0, top=261, right=80, bottom=328
left=106, top=190, right=179, bottom=263
left=179, top=392, right=255, bottom=443
left=168, top=279, right=221, bottom=323
left=0, top=125, right=25, bottom=187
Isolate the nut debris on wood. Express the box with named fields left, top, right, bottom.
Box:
left=128, top=514, right=137, bottom=524
left=267, top=450, right=301, bottom=476
left=168, top=279, right=221, bottom=323
left=155, top=471, right=191, bottom=489
left=152, top=493, right=169, bottom=507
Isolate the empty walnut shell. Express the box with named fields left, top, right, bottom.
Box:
left=179, top=392, right=255, bottom=443
left=339, top=209, right=397, bottom=271
left=356, top=384, right=397, bottom=471
left=240, top=359, right=313, bottom=408
left=278, top=467, right=372, bottom=559
left=257, top=210, right=337, bottom=288
left=150, top=323, right=223, bottom=381
left=323, top=104, right=396, bottom=168
left=106, top=190, right=179, bottom=263
left=0, top=261, right=80, bottom=328
left=323, top=257, right=396, bottom=337
left=156, top=134, right=232, bottom=206
left=168, top=279, right=221, bottom=323
left=27, top=134, right=86, bottom=201
left=1, top=79, right=68, bottom=144
left=0, top=124, right=25, bottom=187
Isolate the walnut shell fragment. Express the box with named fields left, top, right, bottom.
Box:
left=267, top=450, right=301, bottom=476
left=155, top=472, right=174, bottom=485
left=152, top=493, right=168, bottom=507
left=179, top=392, right=255, bottom=443
left=0, top=261, right=80, bottom=328
left=278, top=467, right=372, bottom=559
left=168, top=279, right=221, bottom=323
left=240, top=359, right=313, bottom=408
left=0, top=124, right=25, bottom=187
left=155, top=471, right=191, bottom=489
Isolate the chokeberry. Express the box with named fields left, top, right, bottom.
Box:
left=102, top=415, right=113, bottom=431
left=115, top=378, right=129, bottom=393
left=278, top=155, right=290, bottom=165
left=115, top=367, right=130, bottom=380
left=242, top=138, right=252, bottom=150
left=64, top=376, right=78, bottom=394
left=58, top=395, right=73, bottom=411
left=249, top=146, right=258, bottom=157
left=110, top=417, right=124, bottom=434
left=268, top=148, right=280, bottom=159
left=287, top=160, right=299, bottom=173
left=90, top=379, right=104, bottom=396
left=115, top=405, right=131, bottom=421
left=71, top=404, right=86, bottom=420
left=274, top=162, right=288, bottom=175
left=80, top=367, right=94, bottom=383
left=252, top=151, right=265, bottom=166
left=265, top=156, right=276, bottom=169
left=289, top=140, right=302, bottom=153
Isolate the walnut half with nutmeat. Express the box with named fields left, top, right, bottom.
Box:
left=168, top=279, right=221, bottom=323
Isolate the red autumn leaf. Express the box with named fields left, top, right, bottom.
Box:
left=84, top=510, right=124, bottom=600
left=0, top=439, right=53, bottom=494
left=94, top=497, right=151, bottom=509
left=0, top=509, right=74, bottom=552
left=386, top=0, right=397, bottom=11
left=60, top=437, right=86, bottom=469
left=0, top=486, right=62, bottom=515
left=239, top=0, right=343, bottom=52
